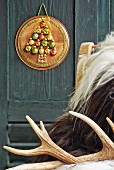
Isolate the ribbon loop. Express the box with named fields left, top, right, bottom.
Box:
left=38, top=3, right=48, bottom=16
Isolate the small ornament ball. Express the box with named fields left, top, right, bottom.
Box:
left=32, top=46, right=38, bottom=54
left=50, top=48, right=57, bottom=56
left=45, top=47, right=50, bottom=54
left=36, top=40, right=41, bottom=46
left=42, top=40, right=48, bottom=47
left=32, top=32, right=39, bottom=40
left=43, top=28, right=49, bottom=35
left=29, top=38, right=35, bottom=45
left=35, top=26, right=42, bottom=34
left=39, top=33, right=45, bottom=41
left=49, top=41, right=56, bottom=48
left=47, top=34, right=53, bottom=40
left=40, top=21, right=46, bottom=28
left=39, top=46, right=44, bottom=54
left=25, top=45, right=32, bottom=52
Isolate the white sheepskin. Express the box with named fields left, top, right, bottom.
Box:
left=69, top=32, right=114, bottom=113
left=56, top=160, right=114, bottom=170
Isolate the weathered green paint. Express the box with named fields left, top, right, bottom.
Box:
left=110, top=0, right=114, bottom=30
left=0, top=0, right=8, bottom=169
left=8, top=0, right=74, bottom=103
left=97, top=0, right=111, bottom=41
left=0, top=0, right=113, bottom=169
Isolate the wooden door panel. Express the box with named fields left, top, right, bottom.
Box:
left=8, top=101, right=68, bottom=122
left=6, top=0, right=75, bottom=168
left=7, top=0, right=75, bottom=124
left=97, top=0, right=110, bottom=41
left=8, top=123, right=40, bottom=168
left=0, top=0, right=113, bottom=169
left=8, top=0, right=75, bottom=100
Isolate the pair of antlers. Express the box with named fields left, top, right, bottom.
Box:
left=4, top=111, right=114, bottom=170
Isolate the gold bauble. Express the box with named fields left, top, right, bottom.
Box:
left=39, top=47, right=44, bottom=54
left=29, top=39, right=35, bottom=45
left=36, top=40, right=40, bottom=46
left=47, top=34, right=53, bottom=40
left=45, top=48, right=50, bottom=54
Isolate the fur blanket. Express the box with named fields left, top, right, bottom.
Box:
left=56, top=161, right=114, bottom=170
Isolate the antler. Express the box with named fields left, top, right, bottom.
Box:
left=106, top=117, right=114, bottom=133
left=4, top=115, right=79, bottom=164
left=4, top=112, right=114, bottom=170
left=69, top=111, right=114, bottom=162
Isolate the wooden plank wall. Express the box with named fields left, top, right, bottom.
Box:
left=7, top=0, right=75, bottom=168
left=0, top=0, right=113, bottom=169
left=0, top=0, right=8, bottom=169
left=7, top=0, right=75, bottom=122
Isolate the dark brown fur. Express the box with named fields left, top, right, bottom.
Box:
left=35, top=79, right=114, bottom=162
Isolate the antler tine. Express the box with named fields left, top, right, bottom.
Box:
left=40, top=120, right=49, bottom=136
left=3, top=115, right=79, bottom=163
left=69, top=111, right=114, bottom=148
left=69, top=111, right=114, bottom=162
left=106, top=117, right=114, bottom=133
left=26, top=116, right=46, bottom=140
left=3, top=115, right=48, bottom=156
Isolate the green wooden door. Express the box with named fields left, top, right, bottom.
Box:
left=0, top=0, right=114, bottom=169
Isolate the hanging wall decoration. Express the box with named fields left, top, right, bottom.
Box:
left=15, top=4, right=70, bottom=70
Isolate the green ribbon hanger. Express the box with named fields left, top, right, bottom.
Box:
left=38, top=3, right=48, bottom=16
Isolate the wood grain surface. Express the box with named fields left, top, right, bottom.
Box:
left=0, top=0, right=113, bottom=169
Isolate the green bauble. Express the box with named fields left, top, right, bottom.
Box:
left=32, top=47, right=38, bottom=54
left=32, top=33, right=39, bottom=40
left=25, top=45, right=32, bottom=52
left=49, top=41, right=56, bottom=48
left=43, top=28, right=49, bottom=35
left=42, top=40, right=48, bottom=47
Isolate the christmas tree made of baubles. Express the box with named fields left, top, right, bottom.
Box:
left=25, top=19, right=57, bottom=64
